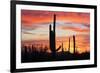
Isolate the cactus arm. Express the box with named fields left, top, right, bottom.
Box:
left=56, top=45, right=61, bottom=51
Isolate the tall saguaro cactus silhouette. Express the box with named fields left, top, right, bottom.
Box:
left=68, top=37, right=70, bottom=53
left=73, top=35, right=76, bottom=54
left=49, top=14, right=60, bottom=57
left=62, top=43, right=64, bottom=52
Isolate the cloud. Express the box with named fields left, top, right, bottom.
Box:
left=61, top=26, right=89, bottom=32
left=56, top=22, right=90, bottom=32
left=22, top=29, right=36, bottom=35
left=21, top=10, right=90, bottom=28
left=22, top=22, right=51, bottom=31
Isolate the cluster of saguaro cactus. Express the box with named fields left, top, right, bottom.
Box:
left=68, top=35, right=76, bottom=54
left=49, top=14, right=77, bottom=57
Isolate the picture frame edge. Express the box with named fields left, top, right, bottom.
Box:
left=10, top=0, right=97, bottom=72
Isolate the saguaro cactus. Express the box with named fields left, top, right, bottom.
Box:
left=49, top=14, right=60, bottom=57
left=62, top=43, right=64, bottom=53
left=68, top=37, right=70, bottom=53
left=73, top=35, right=76, bottom=54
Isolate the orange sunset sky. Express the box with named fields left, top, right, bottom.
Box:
left=21, top=10, right=90, bottom=54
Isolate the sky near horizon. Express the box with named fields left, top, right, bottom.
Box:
left=21, top=10, right=90, bottom=53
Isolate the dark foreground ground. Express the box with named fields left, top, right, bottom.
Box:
left=21, top=51, right=90, bottom=63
